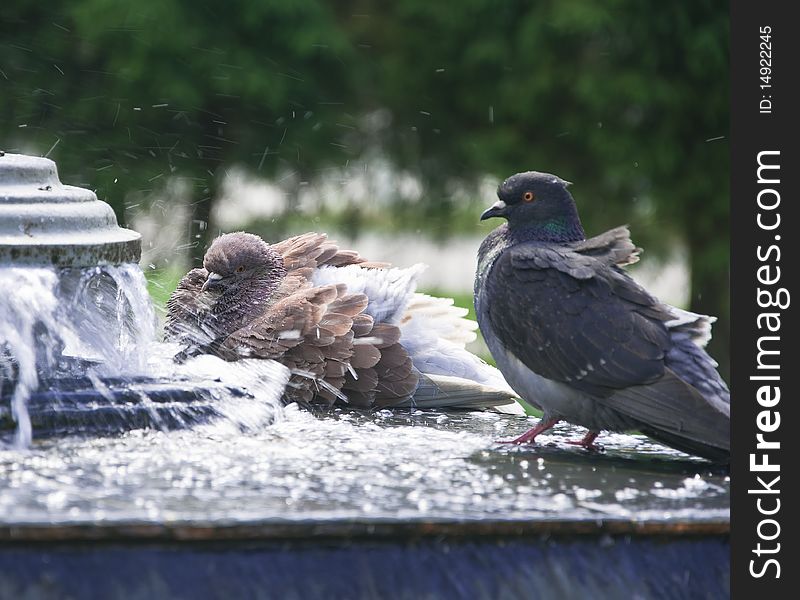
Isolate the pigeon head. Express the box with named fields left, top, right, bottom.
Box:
left=481, top=171, right=585, bottom=242
left=201, top=232, right=286, bottom=293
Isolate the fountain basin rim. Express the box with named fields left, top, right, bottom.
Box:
left=0, top=517, right=730, bottom=544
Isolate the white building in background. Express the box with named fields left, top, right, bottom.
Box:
left=130, top=167, right=690, bottom=307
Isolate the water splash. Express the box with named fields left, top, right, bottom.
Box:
left=147, top=343, right=289, bottom=432
left=0, top=264, right=156, bottom=447
left=0, top=410, right=728, bottom=524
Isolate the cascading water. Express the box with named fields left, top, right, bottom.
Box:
left=0, top=263, right=155, bottom=446
left=0, top=152, right=153, bottom=445
left=0, top=268, right=59, bottom=447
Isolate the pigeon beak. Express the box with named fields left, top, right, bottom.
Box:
left=480, top=200, right=507, bottom=221
left=201, top=272, right=223, bottom=292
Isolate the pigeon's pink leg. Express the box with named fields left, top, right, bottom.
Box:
left=499, top=418, right=560, bottom=444
left=566, top=430, right=602, bottom=451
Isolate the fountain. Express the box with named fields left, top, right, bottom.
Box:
left=0, top=152, right=141, bottom=266
left=0, top=153, right=280, bottom=446
left=0, top=153, right=729, bottom=597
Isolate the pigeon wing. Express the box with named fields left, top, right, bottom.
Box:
left=572, top=225, right=642, bottom=267
left=271, top=232, right=389, bottom=271
left=221, top=282, right=351, bottom=404
left=164, top=267, right=222, bottom=351
left=486, top=242, right=672, bottom=397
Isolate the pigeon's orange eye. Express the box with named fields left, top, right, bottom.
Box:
left=523, top=191, right=535, bottom=203
left=236, top=265, right=245, bottom=273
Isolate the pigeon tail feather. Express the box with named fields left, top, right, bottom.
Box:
left=602, top=369, right=729, bottom=462
left=393, top=373, right=521, bottom=411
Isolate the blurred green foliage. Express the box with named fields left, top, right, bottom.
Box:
left=1, top=0, right=728, bottom=376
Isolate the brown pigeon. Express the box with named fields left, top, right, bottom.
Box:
left=165, top=231, right=523, bottom=412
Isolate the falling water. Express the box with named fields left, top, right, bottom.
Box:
left=0, top=263, right=156, bottom=447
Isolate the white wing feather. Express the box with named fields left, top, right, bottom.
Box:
left=402, top=293, right=477, bottom=348
left=311, top=263, right=425, bottom=323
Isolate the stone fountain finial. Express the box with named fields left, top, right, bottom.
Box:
left=0, top=152, right=140, bottom=266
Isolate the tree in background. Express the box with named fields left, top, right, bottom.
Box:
left=342, top=0, right=729, bottom=376
left=1, top=0, right=729, bottom=376
left=2, top=0, right=360, bottom=260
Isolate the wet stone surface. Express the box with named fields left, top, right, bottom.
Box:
left=0, top=407, right=729, bottom=526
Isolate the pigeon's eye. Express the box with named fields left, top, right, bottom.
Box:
left=235, top=265, right=245, bottom=273
left=523, top=191, right=535, bottom=203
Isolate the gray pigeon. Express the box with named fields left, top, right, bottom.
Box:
left=165, top=231, right=524, bottom=413
left=474, top=171, right=730, bottom=461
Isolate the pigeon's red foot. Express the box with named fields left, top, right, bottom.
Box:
left=566, top=430, right=603, bottom=451
left=499, top=418, right=560, bottom=445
